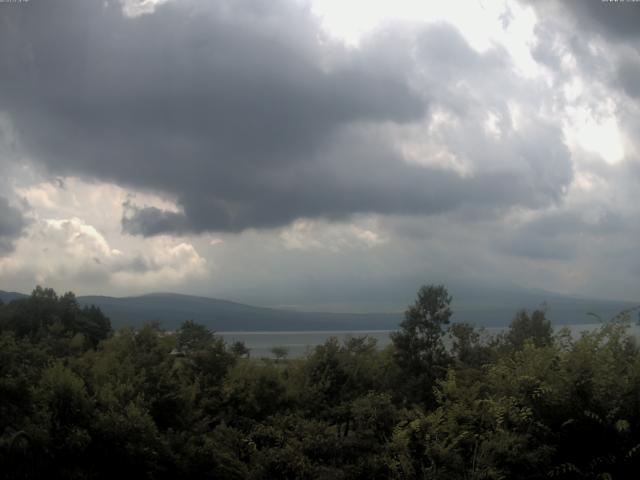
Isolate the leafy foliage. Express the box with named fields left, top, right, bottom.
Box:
left=391, top=284, right=453, bottom=406
left=1, top=285, right=639, bottom=479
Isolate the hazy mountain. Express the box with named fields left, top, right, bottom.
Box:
left=76, top=293, right=401, bottom=331
left=0, top=290, right=27, bottom=303
left=1, top=286, right=637, bottom=331
left=449, top=282, right=638, bottom=327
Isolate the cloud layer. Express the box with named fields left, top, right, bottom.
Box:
left=0, top=196, right=26, bottom=255
left=2, top=0, right=572, bottom=236
left=0, top=0, right=639, bottom=304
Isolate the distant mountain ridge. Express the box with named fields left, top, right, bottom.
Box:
left=0, top=288, right=636, bottom=331
left=0, top=290, right=27, bottom=303
left=76, top=292, right=402, bottom=331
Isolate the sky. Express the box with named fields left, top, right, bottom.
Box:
left=0, top=0, right=639, bottom=309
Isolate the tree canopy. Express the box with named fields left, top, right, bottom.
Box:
left=1, top=285, right=639, bottom=479
left=391, top=284, right=453, bottom=405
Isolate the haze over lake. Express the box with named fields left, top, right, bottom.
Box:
left=220, top=322, right=640, bottom=358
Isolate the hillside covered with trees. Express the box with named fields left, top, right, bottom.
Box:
left=1, top=285, right=640, bottom=479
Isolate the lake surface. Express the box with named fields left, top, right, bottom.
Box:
left=220, top=322, right=640, bottom=358
left=220, top=330, right=394, bottom=358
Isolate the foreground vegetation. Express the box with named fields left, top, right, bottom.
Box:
left=1, top=285, right=640, bottom=479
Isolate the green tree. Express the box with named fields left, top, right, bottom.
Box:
left=449, top=322, right=494, bottom=369
left=224, top=361, right=289, bottom=421
left=176, top=320, right=215, bottom=353
left=30, top=362, right=93, bottom=477
left=230, top=340, right=251, bottom=358
left=0, top=287, right=111, bottom=349
left=271, top=345, right=289, bottom=362
left=505, top=308, right=553, bottom=350
left=391, top=284, right=452, bottom=405
left=0, top=332, right=47, bottom=434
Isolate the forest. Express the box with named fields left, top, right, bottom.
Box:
left=1, top=285, right=640, bottom=479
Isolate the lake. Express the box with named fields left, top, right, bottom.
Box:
left=219, top=330, right=394, bottom=358
left=220, top=322, right=640, bottom=358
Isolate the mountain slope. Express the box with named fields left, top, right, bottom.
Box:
left=1, top=288, right=636, bottom=331
left=0, top=290, right=27, bottom=303
left=75, top=290, right=639, bottom=331
left=77, top=293, right=402, bottom=331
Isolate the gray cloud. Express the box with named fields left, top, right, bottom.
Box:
left=111, top=253, right=159, bottom=274
left=496, top=208, right=624, bottom=261
left=526, top=0, right=640, bottom=46
left=528, top=0, right=640, bottom=172
left=529, top=1, right=640, bottom=101
left=122, top=203, right=190, bottom=237
left=1, top=0, right=572, bottom=236
left=0, top=196, right=27, bottom=255
left=617, top=56, right=640, bottom=99
left=499, top=235, right=576, bottom=261
left=523, top=210, right=624, bottom=237
left=561, top=0, right=640, bottom=41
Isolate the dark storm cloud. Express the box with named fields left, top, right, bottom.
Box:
left=560, top=0, right=640, bottom=41
left=526, top=0, right=640, bottom=44
left=0, top=196, right=27, bottom=255
left=122, top=203, right=189, bottom=237
left=123, top=118, right=572, bottom=235
left=1, top=0, right=572, bottom=236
